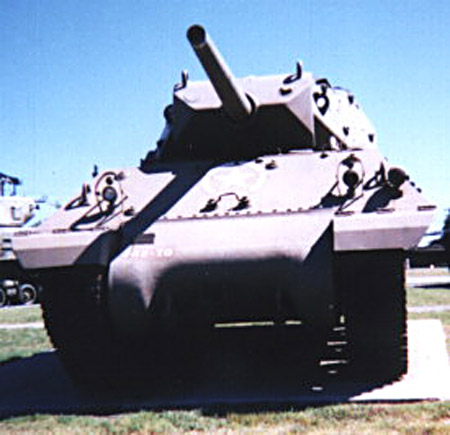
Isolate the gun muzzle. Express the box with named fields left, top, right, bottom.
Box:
left=187, top=25, right=253, bottom=122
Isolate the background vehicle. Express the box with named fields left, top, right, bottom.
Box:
left=0, top=173, right=41, bottom=307
left=408, top=210, right=450, bottom=268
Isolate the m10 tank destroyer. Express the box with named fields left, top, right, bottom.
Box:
left=11, top=25, right=434, bottom=388
left=0, top=173, right=41, bottom=306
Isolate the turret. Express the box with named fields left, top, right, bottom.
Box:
left=0, top=174, right=36, bottom=227
left=144, top=25, right=377, bottom=165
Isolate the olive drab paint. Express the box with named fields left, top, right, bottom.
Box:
left=9, top=25, right=435, bottom=387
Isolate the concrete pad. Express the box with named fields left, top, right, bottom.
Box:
left=352, top=319, right=450, bottom=401
left=0, top=322, right=44, bottom=329
left=406, top=275, right=450, bottom=288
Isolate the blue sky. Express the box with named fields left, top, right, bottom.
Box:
left=1, top=0, right=449, bottom=229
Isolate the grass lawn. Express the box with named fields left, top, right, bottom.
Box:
left=0, top=275, right=449, bottom=433
left=0, top=328, right=52, bottom=363
left=0, top=305, right=51, bottom=363
left=407, top=286, right=450, bottom=307
left=0, top=305, right=43, bottom=324
left=0, top=403, right=449, bottom=433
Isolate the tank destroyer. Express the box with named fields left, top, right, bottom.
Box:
left=11, top=25, right=434, bottom=388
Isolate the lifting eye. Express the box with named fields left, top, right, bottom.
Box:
left=313, top=84, right=330, bottom=116
left=313, top=92, right=329, bottom=115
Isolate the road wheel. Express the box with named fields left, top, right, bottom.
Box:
left=336, top=250, right=407, bottom=382
left=0, top=287, right=6, bottom=307
left=18, top=283, right=38, bottom=305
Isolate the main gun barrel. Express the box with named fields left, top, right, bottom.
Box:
left=187, top=25, right=253, bottom=122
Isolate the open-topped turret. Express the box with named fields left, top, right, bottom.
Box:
left=150, top=25, right=376, bottom=163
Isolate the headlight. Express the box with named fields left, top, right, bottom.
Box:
left=102, top=186, right=118, bottom=203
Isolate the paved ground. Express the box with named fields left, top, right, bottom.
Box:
left=0, top=319, right=449, bottom=418
left=408, top=305, right=450, bottom=313
left=0, top=322, right=44, bottom=329
left=352, top=319, right=450, bottom=402
left=406, top=274, right=450, bottom=288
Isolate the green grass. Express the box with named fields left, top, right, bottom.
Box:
left=407, top=286, right=450, bottom=307
left=0, top=403, right=449, bottom=433
left=0, top=305, right=51, bottom=363
left=0, top=305, right=43, bottom=324
left=0, top=328, right=52, bottom=363
left=408, top=310, right=450, bottom=323
left=0, top=411, right=226, bottom=434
